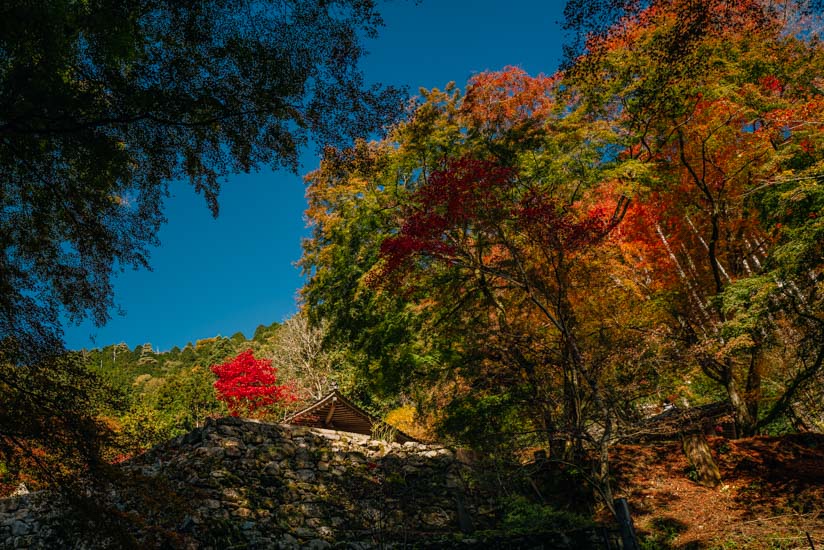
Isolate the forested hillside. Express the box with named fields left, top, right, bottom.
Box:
left=83, top=322, right=280, bottom=390
left=78, top=322, right=279, bottom=452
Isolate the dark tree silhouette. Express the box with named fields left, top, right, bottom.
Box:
left=0, top=0, right=405, bottom=362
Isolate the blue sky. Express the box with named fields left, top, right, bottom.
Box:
left=64, top=0, right=568, bottom=351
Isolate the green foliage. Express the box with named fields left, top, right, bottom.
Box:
left=370, top=421, right=398, bottom=443
left=638, top=517, right=688, bottom=550
left=499, top=495, right=594, bottom=534
left=118, top=401, right=178, bottom=455
left=253, top=322, right=281, bottom=343
left=84, top=325, right=282, bottom=388
left=81, top=331, right=277, bottom=450
left=301, top=141, right=434, bottom=399
left=439, top=392, right=536, bottom=454
left=154, top=367, right=225, bottom=429
left=77, top=318, right=349, bottom=450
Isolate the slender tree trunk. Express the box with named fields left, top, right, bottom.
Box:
left=744, top=351, right=763, bottom=431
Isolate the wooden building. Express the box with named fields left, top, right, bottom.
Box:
left=283, top=389, right=417, bottom=443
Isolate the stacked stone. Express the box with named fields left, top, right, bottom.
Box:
left=0, top=418, right=477, bottom=549
left=1, top=494, right=38, bottom=549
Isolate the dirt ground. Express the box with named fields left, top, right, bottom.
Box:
left=610, top=434, right=824, bottom=549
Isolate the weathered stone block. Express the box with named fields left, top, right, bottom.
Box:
left=296, top=469, right=316, bottom=482
left=10, top=520, right=30, bottom=537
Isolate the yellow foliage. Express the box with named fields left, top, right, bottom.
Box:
left=195, top=336, right=219, bottom=350
left=385, top=405, right=434, bottom=442
left=132, top=373, right=152, bottom=386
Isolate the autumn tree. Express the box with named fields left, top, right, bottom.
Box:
left=211, top=349, right=296, bottom=419
left=300, top=0, right=822, bottom=517
left=301, top=136, right=436, bottom=403
left=0, top=345, right=123, bottom=495
left=566, top=0, right=824, bottom=435
left=302, top=69, right=668, bottom=511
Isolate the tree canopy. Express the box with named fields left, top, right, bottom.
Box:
left=0, top=0, right=404, bottom=362
left=300, top=0, right=824, bottom=510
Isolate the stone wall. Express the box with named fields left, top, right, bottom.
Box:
left=0, top=417, right=489, bottom=548
left=0, top=417, right=612, bottom=548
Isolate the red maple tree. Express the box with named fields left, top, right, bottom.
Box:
left=376, top=155, right=621, bottom=283
left=210, top=349, right=296, bottom=418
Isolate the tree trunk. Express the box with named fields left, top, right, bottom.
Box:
left=726, top=374, right=757, bottom=436
left=682, top=433, right=721, bottom=487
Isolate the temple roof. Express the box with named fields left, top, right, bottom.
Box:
left=283, top=389, right=417, bottom=443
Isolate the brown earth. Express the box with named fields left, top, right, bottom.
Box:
left=610, top=434, right=824, bottom=549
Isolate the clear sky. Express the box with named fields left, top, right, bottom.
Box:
left=64, top=0, right=569, bottom=352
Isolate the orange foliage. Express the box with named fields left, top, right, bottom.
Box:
left=460, top=66, right=557, bottom=134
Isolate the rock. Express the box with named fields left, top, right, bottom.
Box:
left=224, top=445, right=243, bottom=458
left=279, top=441, right=297, bottom=456
left=294, top=527, right=317, bottom=539
left=421, top=508, right=453, bottom=529
left=184, top=429, right=204, bottom=445
left=296, top=469, right=316, bottom=482
left=277, top=533, right=299, bottom=549
left=221, top=437, right=244, bottom=448
left=295, top=448, right=312, bottom=469
left=222, top=488, right=241, bottom=500
left=0, top=422, right=485, bottom=548
left=0, top=500, right=18, bottom=513
left=194, top=446, right=225, bottom=459
left=178, top=515, right=195, bottom=533
left=10, top=520, right=30, bottom=536
left=300, top=503, right=325, bottom=518
left=219, top=416, right=243, bottom=427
